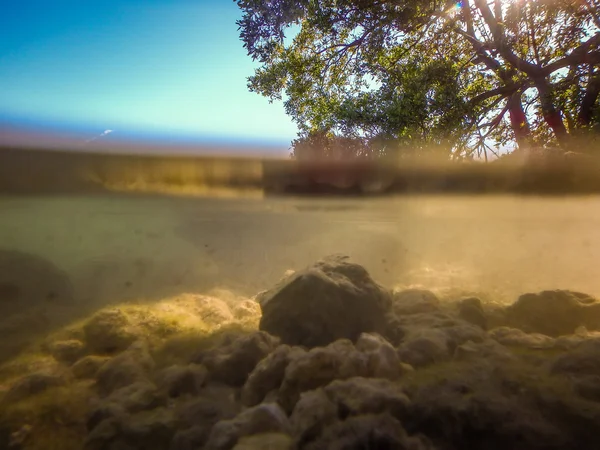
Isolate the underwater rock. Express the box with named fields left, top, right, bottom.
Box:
left=355, top=333, right=413, bottom=380
left=204, top=403, right=291, bottom=450
left=233, top=433, right=293, bottom=450
left=171, top=385, right=240, bottom=449
left=84, top=417, right=122, bottom=450
left=404, top=361, right=582, bottom=450
left=71, top=355, right=111, bottom=379
left=231, top=300, right=261, bottom=320
left=120, top=407, right=178, bottom=450
left=194, top=296, right=235, bottom=327
left=397, top=329, right=451, bottom=368
left=86, top=401, right=128, bottom=432
left=290, top=389, right=338, bottom=446
left=304, top=413, right=435, bottom=450
left=48, top=339, right=86, bottom=364
left=257, top=255, right=392, bottom=348
left=572, top=374, right=600, bottom=402
left=550, top=338, right=600, bottom=376
left=198, top=331, right=280, bottom=387
left=106, top=380, right=166, bottom=413
left=396, top=311, right=486, bottom=350
left=278, top=339, right=367, bottom=414
left=453, top=339, right=514, bottom=362
left=457, top=297, right=488, bottom=330
left=84, top=309, right=140, bottom=354
left=156, top=363, right=208, bottom=398
left=241, top=345, right=306, bottom=407
left=323, top=377, right=411, bottom=419
left=95, top=341, right=155, bottom=396
left=1, top=369, right=69, bottom=403
left=505, top=290, right=600, bottom=337
left=85, top=407, right=177, bottom=450
left=488, top=327, right=556, bottom=349
left=392, top=289, right=441, bottom=315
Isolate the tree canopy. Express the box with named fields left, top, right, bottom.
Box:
left=236, top=0, right=600, bottom=160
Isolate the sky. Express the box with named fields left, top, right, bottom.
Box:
left=0, top=0, right=298, bottom=151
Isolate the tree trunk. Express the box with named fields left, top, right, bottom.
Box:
left=507, top=91, right=532, bottom=149
left=535, top=78, right=569, bottom=144
left=578, top=73, right=600, bottom=127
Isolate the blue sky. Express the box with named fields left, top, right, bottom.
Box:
left=0, top=0, right=298, bottom=150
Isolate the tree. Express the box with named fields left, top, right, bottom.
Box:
left=236, top=0, right=600, bottom=159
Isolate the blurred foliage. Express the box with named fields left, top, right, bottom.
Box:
left=236, top=0, right=600, bottom=160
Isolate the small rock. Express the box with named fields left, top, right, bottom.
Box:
left=71, top=355, right=111, bottom=379
left=84, top=417, right=121, bottom=450
left=290, top=389, right=337, bottom=446
left=457, top=297, right=487, bottom=330
left=505, top=290, right=600, bottom=337
left=397, top=329, right=450, bottom=368
left=232, top=300, right=261, bottom=320
left=257, top=255, right=392, bottom=348
left=278, top=339, right=369, bottom=414
left=550, top=338, right=600, bottom=376
left=572, top=375, right=600, bottom=402
left=83, top=309, right=140, bottom=354
left=157, top=363, right=208, bottom=397
left=323, top=377, right=411, bottom=419
left=355, top=333, right=410, bottom=380
left=304, top=413, right=433, bottom=450
left=48, top=339, right=85, bottom=364
left=120, top=407, right=178, bottom=450
left=2, top=370, right=68, bottom=403
left=195, top=296, right=235, bottom=327
left=86, top=401, right=127, bottom=431
left=172, top=387, right=240, bottom=449
left=233, top=433, right=293, bottom=450
left=241, top=345, right=305, bottom=407
left=392, top=289, right=441, bottom=315
left=454, top=339, right=514, bottom=362
left=95, top=341, right=155, bottom=396
left=199, top=331, right=280, bottom=386
left=8, top=424, right=32, bottom=448
left=489, top=327, right=555, bottom=349
left=204, top=403, right=291, bottom=450
left=106, top=381, right=165, bottom=413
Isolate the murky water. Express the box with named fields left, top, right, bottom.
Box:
left=2, top=193, right=599, bottom=332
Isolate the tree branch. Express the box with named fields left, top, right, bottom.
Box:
left=542, top=33, right=600, bottom=76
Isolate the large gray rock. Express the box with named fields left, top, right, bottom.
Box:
left=257, top=255, right=392, bottom=348
left=505, top=290, right=600, bottom=337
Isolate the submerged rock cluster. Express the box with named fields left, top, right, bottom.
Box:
left=1, top=255, right=600, bottom=450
